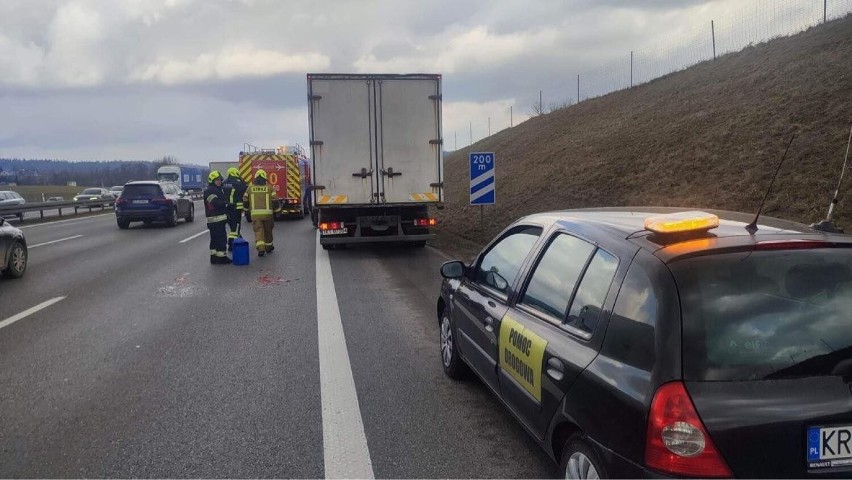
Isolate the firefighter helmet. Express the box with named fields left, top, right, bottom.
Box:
left=227, top=167, right=240, bottom=178
left=255, top=169, right=268, bottom=180
left=208, top=171, right=223, bottom=183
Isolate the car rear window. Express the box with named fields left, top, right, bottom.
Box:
left=121, top=185, right=162, bottom=197
left=82, top=189, right=101, bottom=194
left=671, top=248, right=852, bottom=381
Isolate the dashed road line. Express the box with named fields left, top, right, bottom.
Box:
left=28, top=235, right=84, bottom=249
left=178, top=230, right=209, bottom=243
left=0, top=297, right=66, bottom=331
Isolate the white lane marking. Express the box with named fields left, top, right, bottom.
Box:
left=178, top=230, right=209, bottom=244
left=316, top=231, right=375, bottom=479
left=28, top=235, right=84, bottom=249
left=0, top=297, right=66, bottom=331
left=18, top=213, right=113, bottom=229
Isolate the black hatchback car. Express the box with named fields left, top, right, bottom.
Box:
left=114, top=181, right=195, bottom=229
left=0, top=216, right=27, bottom=278
left=437, top=208, right=852, bottom=478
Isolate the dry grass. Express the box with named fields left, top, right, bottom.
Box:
left=436, top=16, right=852, bottom=258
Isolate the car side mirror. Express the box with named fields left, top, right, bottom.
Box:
left=440, top=260, right=466, bottom=279
left=0, top=217, right=5, bottom=226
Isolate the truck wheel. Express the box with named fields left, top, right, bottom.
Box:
left=311, top=209, right=318, bottom=228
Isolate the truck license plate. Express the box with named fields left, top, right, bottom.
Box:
left=326, top=228, right=347, bottom=235
left=809, top=425, right=852, bottom=469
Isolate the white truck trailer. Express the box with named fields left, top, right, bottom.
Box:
left=307, top=73, right=443, bottom=249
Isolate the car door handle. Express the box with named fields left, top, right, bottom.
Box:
left=546, top=358, right=565, bottom=382
left=487, top=300, right=497, bottom=308
left=482, top=316, right=494, bottom=332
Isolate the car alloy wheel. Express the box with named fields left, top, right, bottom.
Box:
left=440, top=316, right=454, bottom=367
left=4, top=242, right=27, bottom=278
left=566, top=452, right=599, bottom=480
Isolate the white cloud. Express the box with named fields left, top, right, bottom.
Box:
left=127, top=47, right=330, bottom=85
left=353, top=25, right=560, bottom=74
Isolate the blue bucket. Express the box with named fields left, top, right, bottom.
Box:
left=232, top=238, right=250, bottom=266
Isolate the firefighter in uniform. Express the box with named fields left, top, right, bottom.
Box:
left=244, top=169, right=275, bottom=257
left=222, top=167, right=248, bottom=251
left=204, top=171, right=231, bottom=264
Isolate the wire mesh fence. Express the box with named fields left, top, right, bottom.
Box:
left=454, top=0, right=852, bottom=148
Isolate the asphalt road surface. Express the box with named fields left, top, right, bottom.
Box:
left=0, top=205, right=555, bottom=478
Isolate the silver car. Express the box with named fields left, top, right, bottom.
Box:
left=0, top=191, right=25, bottom=221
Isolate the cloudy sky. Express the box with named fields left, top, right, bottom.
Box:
left=0, top=0, right=821, bottom=164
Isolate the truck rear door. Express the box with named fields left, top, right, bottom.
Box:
left=376, top=77, right=442, bottom=204
left=309, top=76, right=376, bottom=206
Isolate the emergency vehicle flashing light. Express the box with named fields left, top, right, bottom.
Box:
left=644, top=212, right=719, bottom=235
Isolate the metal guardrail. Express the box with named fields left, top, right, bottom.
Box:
left=0, top=192, right=204, bottom=223
left=0, top=199, right=116, bottom=222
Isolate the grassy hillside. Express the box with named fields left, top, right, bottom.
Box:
left=437, top=15, right=852, bottom=257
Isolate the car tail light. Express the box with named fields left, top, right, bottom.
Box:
left=152, top=197, right=172, bottom=205
left=414, top=218, right=437, bottom=227
left=116, top=198, right=127, bottom=206
left=645, top=382, right=732, bottom=478
left=320, top=222, right=343, bottom=231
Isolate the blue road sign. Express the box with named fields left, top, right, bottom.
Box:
left=470, top=152, right=495, bottom=205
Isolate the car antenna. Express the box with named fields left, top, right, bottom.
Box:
left=811, top=123, right=852, bottom=234
left=745, top=133, right=796, bottom=234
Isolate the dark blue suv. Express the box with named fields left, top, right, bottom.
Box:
left=115, top=181, right=194, bottom=229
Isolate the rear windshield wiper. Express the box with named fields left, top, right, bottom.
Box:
left=765, top=345, right=852, bottom=380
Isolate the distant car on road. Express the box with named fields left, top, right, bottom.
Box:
left=47, top=196, right=64, bottom=202
left=74, top=188, right=115, bottom=206
left=109, top=185, right=124, bottom=197
left=114, top=181, right=194, bottom=229
left=0, top=216, right=27, bottom=278
left=437, top=208, right=852, bottom=478
left=0, top=191, right=25, bottom=221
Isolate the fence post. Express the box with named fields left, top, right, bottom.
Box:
left=630, top=51, right=634, bottom=87
left=469, top=122, right=473, bottom=146
left=824, top=0, right=827, bottom=22
left=577, top=74, right=580, bottom=103
left=510, top=106, right=513, bottom=128
left=488, top=117, right=491, bottom=136
left=711, top=20, right=716, bottom=59
left=539, top=90, right=543, bottom=115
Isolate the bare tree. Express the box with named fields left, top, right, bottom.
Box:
left=153, top=155, right=179, bottom=168
left=530, top=100, right=545, bottom=116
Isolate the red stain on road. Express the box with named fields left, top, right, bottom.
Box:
left=258, top=272, right=284, bottom=286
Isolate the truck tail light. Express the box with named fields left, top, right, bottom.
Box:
left=320, top=222, right=343, bottom=231
left=414, top=218, right=437, bottom=227
left=645, top=382, right=732, bottom=478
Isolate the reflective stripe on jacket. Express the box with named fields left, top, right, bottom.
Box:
left=245, top=184, right=273, bottom=219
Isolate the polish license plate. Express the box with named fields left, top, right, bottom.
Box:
left=808, top=425, right=852, bottom=469
left=132, top=199, right=149, bottom=204
left=325, top=228, right=347, bottom=235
